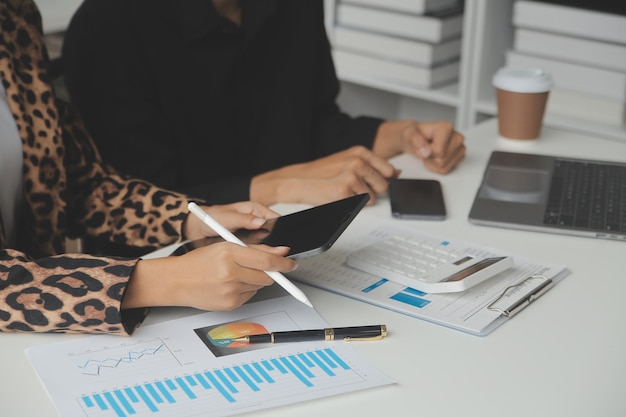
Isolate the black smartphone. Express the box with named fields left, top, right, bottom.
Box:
left=389, top=178, right=446, bottom=220
left=172, top=193, right=370, bottom=259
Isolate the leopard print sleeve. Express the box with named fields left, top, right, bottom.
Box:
left=0, top=0, right=202, bottom=334
left=0, top=249, right=147, bottom=334
left=0, top=0, right=203, bottom=335
left=2, top=0, right=195, bottom=255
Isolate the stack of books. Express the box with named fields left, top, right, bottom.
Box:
left=507, top=1, right=626, bottom=127
left=330, top=0, right=464, bottom=90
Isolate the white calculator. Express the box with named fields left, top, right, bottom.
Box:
left=346, top=233, right=514, bottom=293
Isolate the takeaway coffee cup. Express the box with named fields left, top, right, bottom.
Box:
left=492, top=67, right=553, bottom=140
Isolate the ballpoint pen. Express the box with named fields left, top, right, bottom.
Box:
left=187, top=202, right=313, bottom=308
left=233, top=325, right=387, bottom=343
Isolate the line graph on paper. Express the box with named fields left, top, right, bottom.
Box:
left=68, top=338, right=181, bottom=377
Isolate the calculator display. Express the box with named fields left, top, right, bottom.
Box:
left=443, top=257, right=508, bottom=282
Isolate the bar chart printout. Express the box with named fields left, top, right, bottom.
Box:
left=26, top=296, right=394, bottom=417
left=80, top=347, right=362, bottom=417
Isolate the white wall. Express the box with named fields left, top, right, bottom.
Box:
left=337, top=82, right=399, bottom=120
left=34, top=0, right=83, bottom=34
left=337, top=81, right=457, bottom=124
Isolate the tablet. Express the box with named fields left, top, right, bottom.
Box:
left=171, top=193, right=370, bottom=259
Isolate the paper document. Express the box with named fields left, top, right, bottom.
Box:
left=26, top=296, right=394, bottom=417
left=288, top=215, right=569, bottom=336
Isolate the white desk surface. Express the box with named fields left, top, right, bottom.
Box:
left=2, top=118, right=625, bottom=417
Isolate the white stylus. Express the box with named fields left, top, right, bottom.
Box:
left=187, top=202, right=313, bottom=308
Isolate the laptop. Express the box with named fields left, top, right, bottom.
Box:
left=469, top=151, right=626, bottom=241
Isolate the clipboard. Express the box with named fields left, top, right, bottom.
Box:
left=288, top=217, right=570, bottom=336
left=487, top=274, right=554, bottom=318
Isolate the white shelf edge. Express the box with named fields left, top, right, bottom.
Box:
left=337, top=72, right=461, bottom=107
left=475, top=99, right=626, bottom=143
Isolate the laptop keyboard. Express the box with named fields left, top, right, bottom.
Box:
left=543, top=159, right=626, bottom=232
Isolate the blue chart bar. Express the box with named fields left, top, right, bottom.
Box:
left=80, top=348, right=352, bottom=417
left=362, top=278, right=389, bottom=293
left=390, top=287, right=431, bottom=308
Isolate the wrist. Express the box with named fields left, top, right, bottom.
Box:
left=251, top=172, right=278, bottom=205
left=373, top=120, right=412, bottom=159
left=251, top=171, right=304, bottom=205
left=123, top=258, right=177, bottom=309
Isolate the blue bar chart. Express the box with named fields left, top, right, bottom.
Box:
left=79, top=348, right=360, bottom=417
left=363, top=279, right=432, bottom=308
left=389, top=286, right=431, bottom=308
left=26, top=296, right=394, bottom=417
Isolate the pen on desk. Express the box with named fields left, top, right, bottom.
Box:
left=187, top=202, right=313, bottom=308
left=234, top=325, right=387, bottom=343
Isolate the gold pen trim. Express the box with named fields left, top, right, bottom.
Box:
left=325, top=328, right=333, bottom=341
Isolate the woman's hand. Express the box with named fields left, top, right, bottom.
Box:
left=123, top=243, right=298, bottom=311
left=183, top=201, right=280, bottom=241
left=373, top=120, right=466, bottom=174
left=250, top=146, right=400, bottom=206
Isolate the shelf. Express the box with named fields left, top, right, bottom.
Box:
left=543, top=115, right=626, bottom=143
left=337, top=72, right=461, bottom=107
left=476, top=97, right=626, bottom=143
left=325, top=0, right=626, bottom=142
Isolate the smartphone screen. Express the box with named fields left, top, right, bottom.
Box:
left=389, top=178, right=446, bottom=220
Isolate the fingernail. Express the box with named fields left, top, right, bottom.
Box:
left=290, top=262, right=299, bottom=271
left=418, top=146, right=432, bottom=158
left=252, top=217, right=266, bottom=226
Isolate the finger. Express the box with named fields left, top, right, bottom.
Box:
left=234, top=201, right=281, bottom=219
left=431, top=130, right=465, bottom=166
left=404, top=123, right=433, bottom=158
left=361, top=164, right=391, bottom=195
left=251, top=244, right=292, bottom=257
left=206, top=204, right=272, bottom=231
left=234, top=244, right=298, bottom=273
left=424, top=143, right=466, bottom=174
left=418, top=122, right=459, bottom=159
left=343, top=153, right=392, bottom=195
left=220, top=201, right=280, bottom=220
left=349, top=146, right=398, bottom=179
left=339, top=171, right=378, bottom=204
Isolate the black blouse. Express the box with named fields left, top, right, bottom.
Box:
left=62, top=0, right=383, bottom=204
